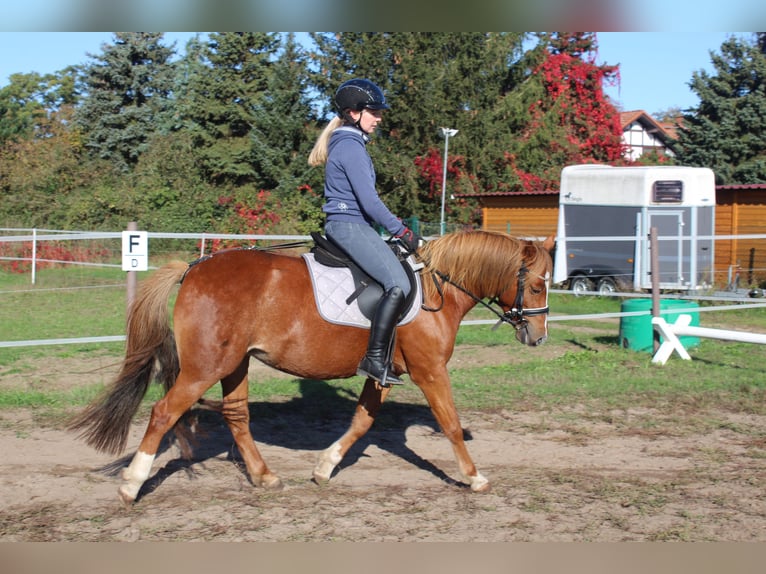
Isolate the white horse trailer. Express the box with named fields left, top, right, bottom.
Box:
left=553, top=164, right=716, bottom=294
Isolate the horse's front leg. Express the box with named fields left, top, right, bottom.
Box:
left=412, top=366, right=490, bottom=493
left=313, top=378, right=391, bottom=483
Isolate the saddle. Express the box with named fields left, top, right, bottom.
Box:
left=303, top=231, right=422, bottom=328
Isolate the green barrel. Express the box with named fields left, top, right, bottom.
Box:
left=619, top=299, right=700, bottom=353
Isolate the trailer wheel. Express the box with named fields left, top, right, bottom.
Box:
left=570, top=275, right=594, bottom=295
left=596, top=277, right=618, bottom=296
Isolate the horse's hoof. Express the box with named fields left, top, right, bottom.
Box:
left=469, top=473, right=491, bottom=493
left=118, top=486, right=136, bottom=508
left=261, top=474, right=283, bottom=491
left=312, top=470, right=331, bottom=485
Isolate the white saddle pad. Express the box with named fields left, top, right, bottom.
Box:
left=302, top=252, right=422, bottom=329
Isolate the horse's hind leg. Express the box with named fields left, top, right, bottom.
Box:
left=313, top=378, right=391, bottom=483
left=119, top=371, right=216, bottom=505
left=220, top=361, right=282, bottom=491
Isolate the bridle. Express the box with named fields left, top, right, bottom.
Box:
left=424, top=262, right=550, bottom=331
left=501, top=263, right=550, bottom=329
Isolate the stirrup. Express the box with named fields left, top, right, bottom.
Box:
left=357, top=358, right=404, bottom=387
left=378, top=367, right=404, bottom=387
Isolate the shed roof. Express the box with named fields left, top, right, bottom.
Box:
left=454, top=189, right=558, bottom=199
left=716, top=183, right=766, bottom=191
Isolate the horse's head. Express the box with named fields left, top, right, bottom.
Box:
left=420, top=231, right=556, bottom=346
left=498, top=235, right=555, bottom=346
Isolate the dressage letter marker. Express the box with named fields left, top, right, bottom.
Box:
left=122, top=230, right=148, bottom=271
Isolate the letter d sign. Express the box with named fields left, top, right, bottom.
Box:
left=122, top=230, right=148, bottom=271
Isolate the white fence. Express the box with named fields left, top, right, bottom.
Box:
left=3, top=228, right=766, bottom=350
left=651, top=314, right=766, bottom=365
left=0, top=228, right=309, bottom=285
left=5, top=228, right=766, bottom=287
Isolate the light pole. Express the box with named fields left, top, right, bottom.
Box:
left=440, top=127, right=458, bottom=235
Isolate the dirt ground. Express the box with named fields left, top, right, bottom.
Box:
left=1, top=339, right=765, bottom=542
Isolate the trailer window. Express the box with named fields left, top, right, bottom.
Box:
left=653, top=180, right=683, bottom=203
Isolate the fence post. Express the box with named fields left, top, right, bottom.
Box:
left=31, top=228, right=37, bottom=285
left=650, top=227, right=660, bottom=353
left=126, top=221, right=138, bottom=312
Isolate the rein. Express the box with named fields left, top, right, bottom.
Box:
left=423, top=264, right=550, bottom=331
left=182, top=240, right=311, bottom=283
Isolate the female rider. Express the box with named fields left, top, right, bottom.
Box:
left=308, top=78, right=421, bottom=387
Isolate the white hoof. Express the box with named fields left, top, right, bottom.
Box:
left=118, top=483, right=139, bottom=506
left=260, top=474, right=284, bottom=491
left=469, top=472, right=490, bottom=492
left=118, top=450, right=155, bottom=506
left=313, top=441, right=343, bottom=483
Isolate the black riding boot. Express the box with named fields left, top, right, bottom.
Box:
left=357, top=286, right=406, bottom=386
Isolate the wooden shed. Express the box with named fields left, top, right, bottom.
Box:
left=715, top=183, right=766, bottom=287
left=470, top=190, right=559, bottom=238
left=459, top=182, right=766, bottom=288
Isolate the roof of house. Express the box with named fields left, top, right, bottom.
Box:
left=620, top=110, right=679, bottom=142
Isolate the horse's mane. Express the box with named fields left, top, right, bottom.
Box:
left=419, top=230, right=550, bottom=299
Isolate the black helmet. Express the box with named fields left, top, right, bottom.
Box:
left=334, top=78, right=389, bottom=114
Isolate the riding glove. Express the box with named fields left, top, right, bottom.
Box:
left=396, top=227, right=422, bottom=254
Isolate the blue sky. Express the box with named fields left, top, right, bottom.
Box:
left=0, top=31, right=752, bottom=117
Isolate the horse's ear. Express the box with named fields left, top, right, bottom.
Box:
left=542, top=234, right=556, bottom=252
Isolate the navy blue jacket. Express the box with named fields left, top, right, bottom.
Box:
left=322, top=126, right=405, bottom=237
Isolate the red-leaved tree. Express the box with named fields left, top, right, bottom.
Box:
left=209, top=189, right=281, bottom=251
left=503, top=32, right=626, bottom=192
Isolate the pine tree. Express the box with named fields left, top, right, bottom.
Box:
left=177, top=32, right=279, bottom=187
left=249, top=33, right=324, bottom=233
left=308, top=32, right=526, bottom=226
left=250, top=33, right=318, bottom=194
left=75, top=33, right=176, bottom=172
left=675, top=34, right=766, bottom=184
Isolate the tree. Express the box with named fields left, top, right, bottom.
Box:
left=75, top=32, right=176, bottom=172
left=675, top=34, right=766, bottom=184
left=308, top=32, right=526, bottom=226
left=177, top=32, right=279, bottom=187
left=250, top=33, right=324, bottom=232
left=249, top=34, right=311, bottom=192
left=0, top=68, right=79, bottom=144
left=492, top=32, right=625, bottom=193
left=0, top=104, right=89, bottom=228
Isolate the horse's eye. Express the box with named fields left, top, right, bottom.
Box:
left=530, top=286, right=543, bottom=295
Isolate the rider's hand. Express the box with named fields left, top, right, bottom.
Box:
left=396, top=227, right=422, bottom=254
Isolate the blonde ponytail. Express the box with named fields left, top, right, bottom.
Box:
left=308, top=116, right=344, bottom=167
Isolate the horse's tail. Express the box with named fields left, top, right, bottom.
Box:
left=68, top=260, right=189, bottom=455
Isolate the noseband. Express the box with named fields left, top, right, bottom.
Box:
left=425, top=263, right=550, bottom=331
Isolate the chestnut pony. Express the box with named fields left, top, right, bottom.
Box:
left=70, top=230, right=554, bottom=505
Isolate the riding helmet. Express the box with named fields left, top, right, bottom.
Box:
left=334, top=78, right=389, bottom=114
